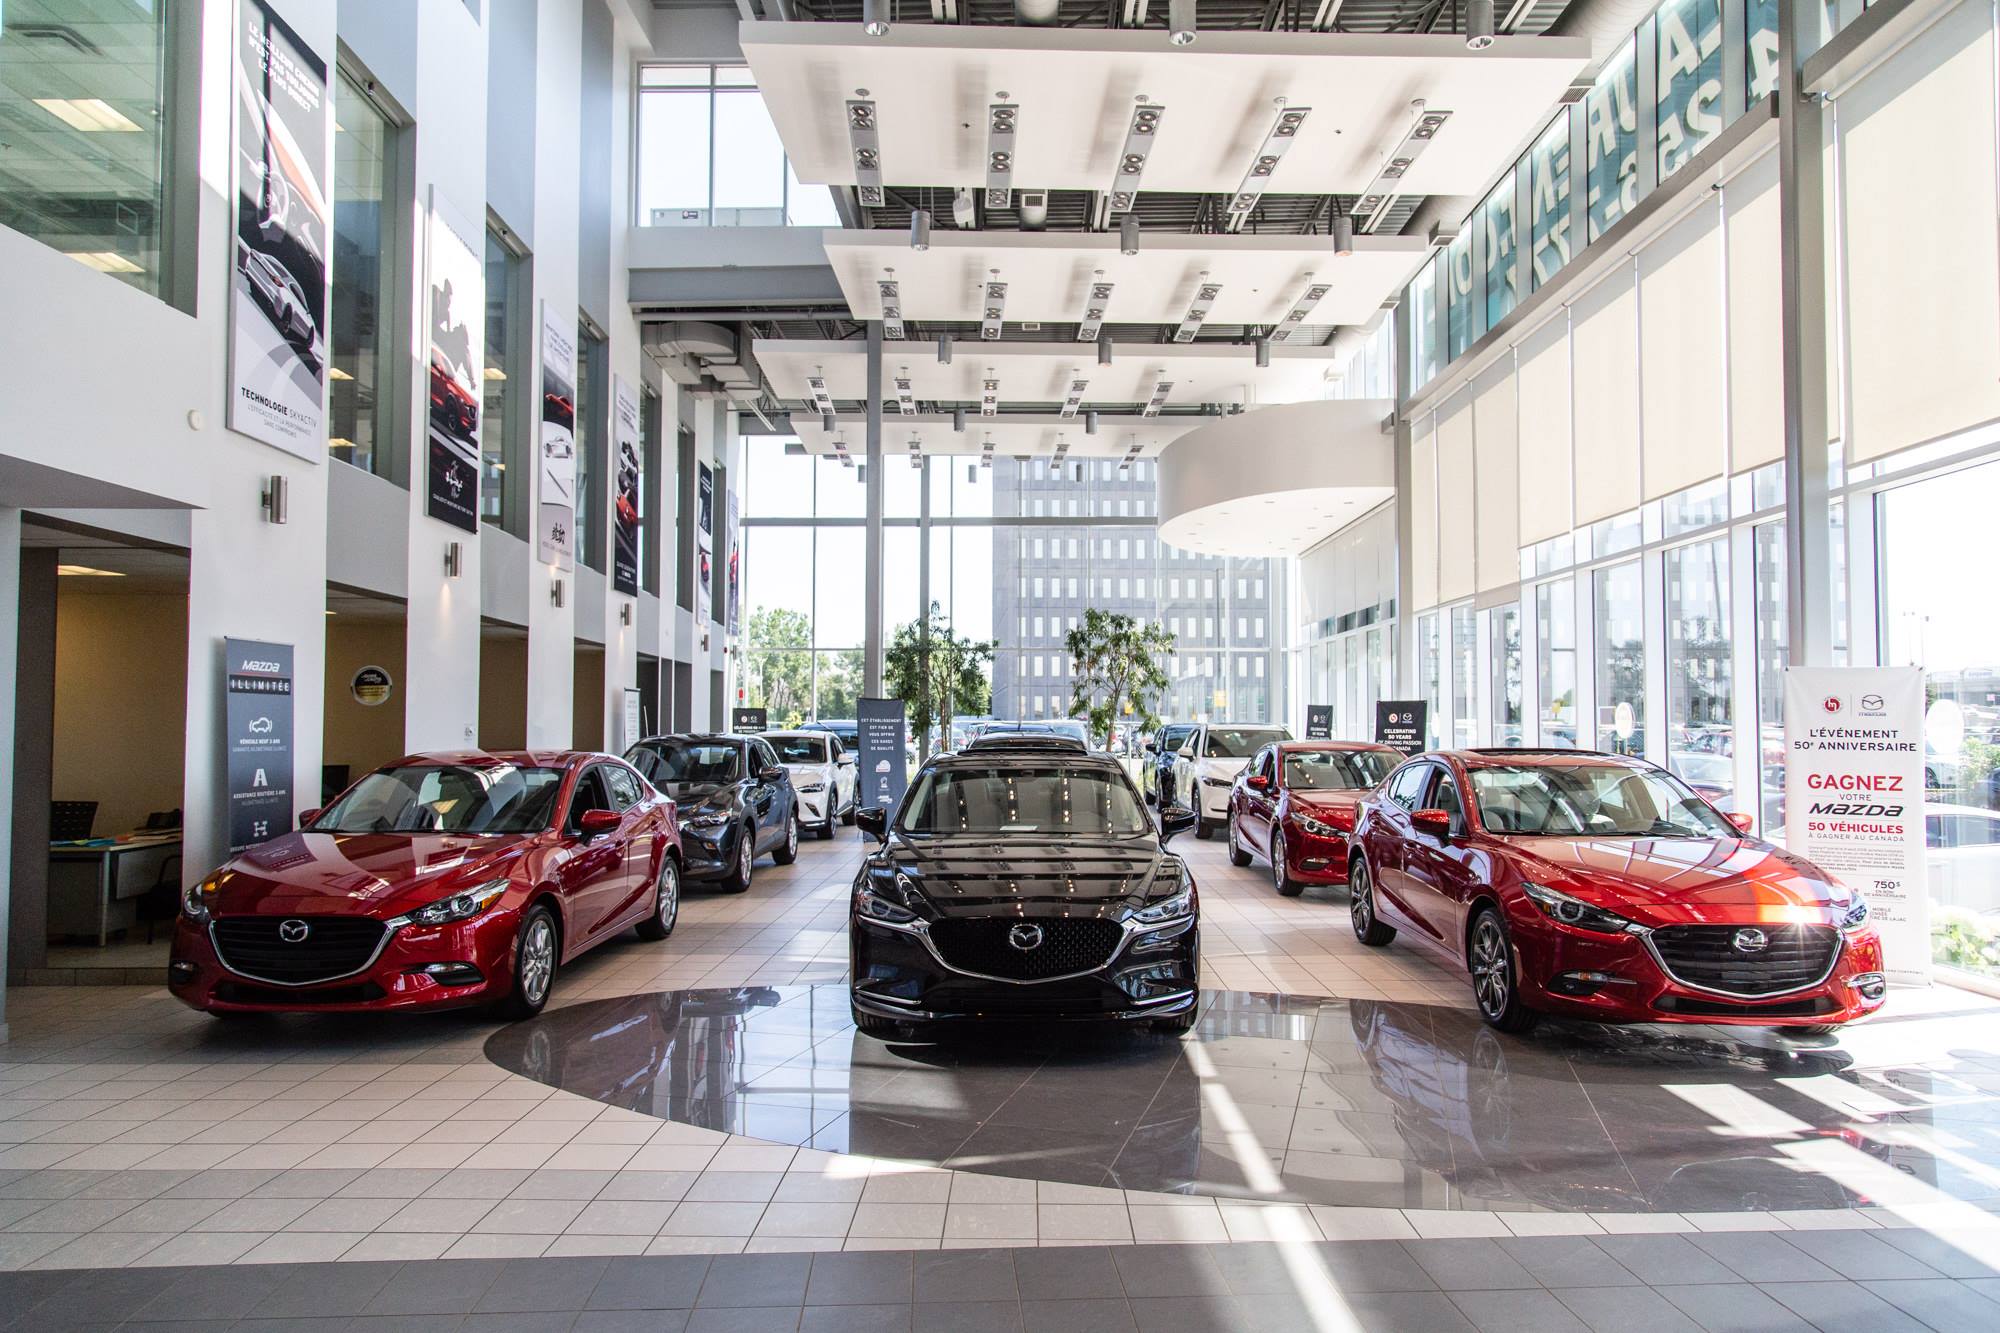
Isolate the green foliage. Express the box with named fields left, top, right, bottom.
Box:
left=742, top=607, right=812, bottom=728
left=815, top=648, right=865, bottom=720
left=1065, top=607, right=1176, bottom=751
left=1933, top=906, right=2000, bottom=978
left=884, top=602, right=995, bottom=754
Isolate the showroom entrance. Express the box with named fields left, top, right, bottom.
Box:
left=322, top=584, right=408, bottom=806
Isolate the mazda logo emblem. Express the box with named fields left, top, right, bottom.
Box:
left=278, top=919, right=311, bottom=944
left=1732, top=927, right=1768, bottom=954
left=1007, top=923, right=1044, bottom=951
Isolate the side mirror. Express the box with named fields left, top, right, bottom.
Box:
left=578, top=808, right=621, bottom=838
left=1412, top=808, right=1453, bottom=842
left=757, top=765, right=785, bottom=783
left=837, top=752, right=856, bottom=766
left=1144, top=742, right=1157, bottom=754
left=1728, top=811, right=1756, bottom=834
left=1176, top=744, right=1195, bottom=759
left=298, top=808, right=321, bottom=830
left=1158, top=805, right=1198, bottom=845
left=1246, top=775, right=1269, bottom=791
left=856, top=806, right=889, bottom=842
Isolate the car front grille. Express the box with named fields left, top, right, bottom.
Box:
left=1648, top=923, right=1839, bottom=997
left=212, top=917, right=388, bottom=985
left=928, top=916, right=1124, bottom=982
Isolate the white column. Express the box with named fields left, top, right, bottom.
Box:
left=0, top=507, right=18, bottom=1042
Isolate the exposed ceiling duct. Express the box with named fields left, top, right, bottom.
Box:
left=642, top=321, right=761, bottom=394
left=1017, top=190, right=1049, bottom=231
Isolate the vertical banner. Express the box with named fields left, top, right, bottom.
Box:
left=226, top=0, right=329, bottom=457
left=621, top=688, right=643, bottom=751
left=423, top=189, right=483, bottom=532
left=857, top=697, right=910, bottom=817
left=1375, top=701, right=1429, bottom=755
left=1305, top=705, right=1333, bottom=740
left=611, top=376, right=641, bottom=596
left=726, top=488, right=741, bottom=636
left=224, top=639, right=295, bottom=852
left=696, top=463, right=715, bottom=625
left=1785, top=666, right=1930, bottom=985
left=538, top=307, right=577, bottom=570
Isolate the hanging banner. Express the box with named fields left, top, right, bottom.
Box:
left=696, top=462, right=715, bottom=625
left=726, top=487, right=741, bottom=636
left=423, top=188, right=483, bottom=532
left=538, top=307, right=577, bottom=570
left=224, top=639, right=295, bottom=853
left=611, top=376, right=641, bottom=596
left=1305, top=705, right=1333, bottom=740
left=226, top=0, right=329, bottom=458
left=1784, top=666, right=1929, bottom=986
left=857, top=696, right=910, bottom=817
left=1375, top=701, right=1429, bottom=755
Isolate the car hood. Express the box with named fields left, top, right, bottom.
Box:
left=208, top=832, right=538, bottom=918
left=658, top=781, right=733, bottom=806
left=1198, top=757, right=1251, bottom=777
left=1504, top=837, right=1852, bottom=925
left=880, top=833, right=1175, bottom=918
left=1289, top=791, right=1366, bottom=817
left=782, top=762, right=830, bottom=781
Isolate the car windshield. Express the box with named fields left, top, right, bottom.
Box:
left=984, top=721, right=1090, bottom=744
left=771, top=736, right=828, bottom=764
left=1205, top=728, right=1286, bottom=758
left=641, top=741, right=741, bottom=783
left=1285, top=750, right=1398, bottom=791
left=899, top=763, right=1151, bottom=836
left=1469, top=764, right=1737, bottom=838
left=313, top=764, right=565, bottom=835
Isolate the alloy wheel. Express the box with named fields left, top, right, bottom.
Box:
left=787, top=814, right=798, bottom=857
left=1471, top=916, right=1510, bottom=1020
left=521, top=916, right=555, bottom=1006
left=657, top=861, right=679, bottom=930
left=739, top=835, right=754, bottom=884
left=1351, top=863, right=1371, bottom=932
left=1272, top=833, right=1286, bottom=891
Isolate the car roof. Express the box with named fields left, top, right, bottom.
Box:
left=761, top=729, right=830, bottom=740
left=963, top=734, right=1089, bottom=753
left=1275, top=741, right=1399, bottom=753
left=927, top=747, right=1125, bottom=772
left=1439, top=748, right=1649, bottom=769
left=399, top=750, right=593, bottom=769
left=631, top=733, right=748, bottom=747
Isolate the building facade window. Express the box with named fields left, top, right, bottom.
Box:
left=1656, top=0, right=1724, bottom=181
left=576, top=321, right=608, bottom=571
left=1451, top=604, right=1478, bottom=747
left=1529, top=111, right=1573, bottom=289
left=481, top=225, right=528, bottom=532
left=329, top=70, right=400, bottom=478
left=636, top=65, right=839, bottom=227
left=1665, top=536, right=1733, bottom=801
left=1594, top=559, right=1645, bottom=756
left=1492, top=604, right=1523, bottom=746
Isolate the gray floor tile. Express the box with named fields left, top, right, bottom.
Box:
left=1759, top=1280, right=1930, bottom=1333
left=1111, top=1244, right=1230, bottom=1299
left=588, top=1255, right=712, bottom=1310
left=1014, top=1248, right=1121, bottom=1301
left=129, top=1264, right=289, bottom=1322
left=1308, top=1239, right=1442, bottom=1293
left=797, top=1304, right=911, bottom=1333
left=459, top=1314, right=577, bottom=1333
left=684, top=1308, right=804, bottom=1333
left=573, top=1312, right=692, bottom=1333
left=1655, top=1282, right=1817, bottom=1333
left=1778, top=1231, right=1946, bottom=1282
left=1686, top=1232, right=1842, bottom=1284
left=1873, top=1229, right=2000, bottom=1279
left=1592, top=1235, right=1741, bottom=1287
left=1497, top=1236, right=1642, bottom=1288
left=1552, top=1286, right=1704, bottom=1333
left=364, top=1259, right=510, bottom=1316
left=697, top=1252, right=811, bottom=1308
left=477, top=1256, right=610, bottom=1313
left=915, top=1249, right=1019, bottom=1304
left=14, top=1267, right=174, bottom=1327
left=1125, top=1295, right=1245, bottom=1333
left=1401, top=1239, right=1543, bottom=1292
left=247, top=1261, right=403, bottom=1318
left=913, top=1302, right=1025, bottom=1333
left=1862, top=1277, right=2000, bottom=1329
left=1339, top=1291, right=1478, bottom=1332
left=805, top=1251, right=912, bottom=1306
left=1447, top=1289, right=1591, bottom=1333
left=1020, top=1298, right=1137, bottom=1333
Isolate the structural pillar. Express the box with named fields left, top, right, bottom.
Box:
left=1391, top=300, right=1418, bottom=700
left=1778, top=0, right=1836, bottom=666
left=0, top=508, right=17, bottom=1039
left=863, top=320, right=885, bottom=695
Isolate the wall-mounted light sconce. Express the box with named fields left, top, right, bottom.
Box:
left=551, top=577, right=566, bottom=608
left=262, top=475, right=289, bottom=525
left=620, top=602, right=633, bottom=626
left=443, top=541, right=463, bottom=578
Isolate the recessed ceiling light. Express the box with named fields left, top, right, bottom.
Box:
left=57, top=564, right=124, bottom=577
left=35, top=98, right=142, bottom=132
left=65, top=250, right=143, bottom=274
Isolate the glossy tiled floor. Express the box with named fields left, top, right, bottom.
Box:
left=3, top=825, right=2000, bottom=1329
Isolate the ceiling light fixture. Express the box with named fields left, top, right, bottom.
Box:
left=1272, top=276, right=1331, bottom=342
left=846, top=95, right=884, bottom=207
left=862, top=0, right=891, bottom=37
left=1109, top=98, right=1164, bottom=213
left=806, top=369, right=836, bottom=419
left=1120, top=212, right=1141, bottom=255
left=1168, top=0, right=1197, bottom=45
left=1465, top=0, right=1496, bottom=50
left=980, top=433, right=996, bottom=468
left=34, top=97, right=141, bottom=132
left=1355, top=99, right=1452, bottom=233
left=952, top=187, right=977, bottom=230
left=1332, top=209, right=1355, bottom=256
left=1174, top=273, right=1220, bottom=343
left=981, top=371, right=999, bottom=417
left=1255, top=337, right=1271, bottom=368
left=980, top=270, right=1006, bottom=342
left=910, top=208, right=932, bottom=250
left=908, top=433, right=923, bottom=468
left=878, top=269, right=905, bottom=340
left=953, top=407, right=967, bottom=432
left=1086, top=411, right=1100, bottom=436
left=1226, top=99, right=1310, bottom=229
left=937, top=334, right=952, bottom=365
left=1053, top=433, right=1071, bottom=461
left=986, top=100, right=1017, bottom=210
left=1098, top=337, right=1114, bottom=366
left=893, top=367, right=917, bottom=415
left=1060, top=372, right=1089, bottom=419
left=1078, top=271, right=1114, bottom=343
left=1142, top=378, right=1175, bottom=417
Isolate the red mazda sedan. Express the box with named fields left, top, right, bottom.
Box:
left=169, top=752, right=681, bottom=1019
left=1347, top=749, right=1886, bottom=1034
left=1227, top=741, right=1402, bottom=896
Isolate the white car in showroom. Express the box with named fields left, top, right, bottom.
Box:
left=1171, top=723, right=1293, bottom=839
left=765, top=729, right=858, bottom=838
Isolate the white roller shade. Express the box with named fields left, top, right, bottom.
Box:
left=1473, top=362, right=1520, bottom=592
left=1571, top=265, right=1642, bottom=524
left=1726, top=149, right=1783, bottom=472
left=1842, top=0, right=2000, bottom=462
left=1640, top=199, right=1726, bottom=498
left=1411, top=416, right=1439, bottom=611
left=1517, top=315, right=1572, bottom=544
left=1437, top=394, right=1475, bottom=603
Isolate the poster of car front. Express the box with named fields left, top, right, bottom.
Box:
left=226, top=0, right=329, bottom=458
left=424, top=188, right=483, bottom=532
left=611, top=375, right=641, bottom=596
left=539, top=307, right=577, bottom=570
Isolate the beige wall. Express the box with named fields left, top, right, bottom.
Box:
left=323, top=620, right=407, bottom=791
left=480, top=633, right=529, bottom=750
left=53, top=590, right=187, bottom=836
left=573, top=646, right=605, bottom=751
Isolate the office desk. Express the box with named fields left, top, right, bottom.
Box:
left=48, top=836, right=182, bottom=946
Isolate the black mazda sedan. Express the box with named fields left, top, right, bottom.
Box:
left=849, top=746, right=1200, bottom=1037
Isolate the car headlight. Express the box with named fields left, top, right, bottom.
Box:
left=182, top=875, right=221, bottom=924
left=797, top=782, right=826, bottom=794
left=406, top=879, right=510, bottom=926
left=1838, top=896, right=1870, bottom=933
left=1202, top=775, right=1232, bottom=788
left=684, top=807, right=733, bottom=829
left=855, top=871, right=920, bottom=925
left=1522, top=882, right=1642, bottom=935
left=1291, top=813, right=1346, bottom=838
left=1134, top=867, right=1196, bottom=925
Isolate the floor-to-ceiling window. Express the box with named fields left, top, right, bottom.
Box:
left=576, top=322, right=607, bottom=570
left=1594, top=560, right=1645, bottom=755
left=1536, top=578, right=1578, bottom=745
left=329, top=71, right=400, bottom=477
left=1665, top=537, right=1733, bottom=803
left=1418, top=612, right=1443, bottom=749
left=1753, top=521, right=1787, bottom=834
left=636, top=65, right=839, bottom=226
left=1492, top=605, right=1523, bottom=746
left=481, top=226, right=527, bottom=532
left=1450, top=605, right=1478, bottom=747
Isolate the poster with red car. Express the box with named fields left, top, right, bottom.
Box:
left=611, top=375, right=641, bottom=596
left=538, top=308, right=577, bottom=571
left=424, top=188, right=483, bottom=533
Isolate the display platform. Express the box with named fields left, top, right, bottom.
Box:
left=484, top=985, right=2000, bottom=1216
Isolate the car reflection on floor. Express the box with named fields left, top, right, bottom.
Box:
left=483, top=984, right=2000, bottom=1218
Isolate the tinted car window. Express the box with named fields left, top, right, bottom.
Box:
left=1432, top=772, right=1463, bottom=822
left=314, top=763, right=565, bottom=834
left=772, top=735, right=829, bottom=764
left=1285, top=750, right=1398, bottom=791
left=566, top=768, right=612, bottom=828
left=636, top=741, right=741, bottom=783
left=752, top=739, right=781, bottom=772
left=1387, top=763, right=1432, bottom=810
left=605, top=764, right=643, bottom=809
left=1204, top=728, right=1287, bottom=758
left=1468, top=763, right=1736, bottom=838
left=900, top=763, right=1150, bottom=836
left=1160, top=725, right=1195, bottom=753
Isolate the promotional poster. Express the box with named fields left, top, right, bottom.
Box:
left=857, top=697, right=910, bottom=817
left=611, top=376, right=642, bottom=596
left=1305, top=705, right=1333, bottom=740
left=226, top=0, right=329, bottom=458
left=423, top=189, right=483, bottom=532
left=538, top=307, right=577, bottom=570
left=224, top=639, right=294, bottom=853
left=732, top=707, right=768, bottom=734
left=696, top=462, right=715, bottom=625
left=726, top=488, right=740, bottom=635
left=1375, top=701, right=1429, bottom=755
left=622, top=689, right=644, bottom=751
left=1785, top=666, right=1930, bottom=985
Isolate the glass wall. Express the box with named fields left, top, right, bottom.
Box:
left=1753, top=521, right=1787, bottom=833
left=1536, top=578, right=1578, bottom=746
left=1594, top=560, right=1645, bottom=756
left=1418, top=612, right=1443, bottom=748
left=482, top=228, right=527, bottom=532
left=1450, top=605, right=1478, bottom=746
left=1480, top=171, right=1519, bottom=329
left=329, top=71, right=398, bottom=477
left=636, top=65, right=839, bottom=226
left=1665, top=537, right=1733, bottom=804
left=0, top=0, right=177, bottom=296
left=1585, top=39, right=1641, bottom=243
left=1492, top=605, right=1523, bottom=745
left=1528, top=112, right=1573, bottom=289
left=576, top=324, right=607, bottom=571
left=1657, top=0, right=1724, bottom=180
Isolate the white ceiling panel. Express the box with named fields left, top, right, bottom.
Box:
left=823, top=230, right=1426, bottom=325
left=744, top=25, right=1589, bottom=198
left=758, top=339, right=1341, bottom=406
left=790, top=412, right=1197, bottom=458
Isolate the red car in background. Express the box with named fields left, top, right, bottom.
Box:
left=169, top=752, right=682, bottom=1019
left=1346, top=749, right=1886, bottom=1035
left=1227, top=741, right=1402, bottom=896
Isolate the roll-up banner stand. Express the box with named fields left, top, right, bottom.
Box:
left=224, top=639, right=294, bottom=853
left=732, top=707, right=768, bottom=734
left=857, top=697, right=910, bottom=817
left=1375, top=701, right=1428, bottom=755
left=622, top=688, right=643, bottom=751
left=611, top=376, right=641, bottom=596
left=1305, top=705, right=1333, bottom=740
left=1784, top=666, right=1930, bottom=986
